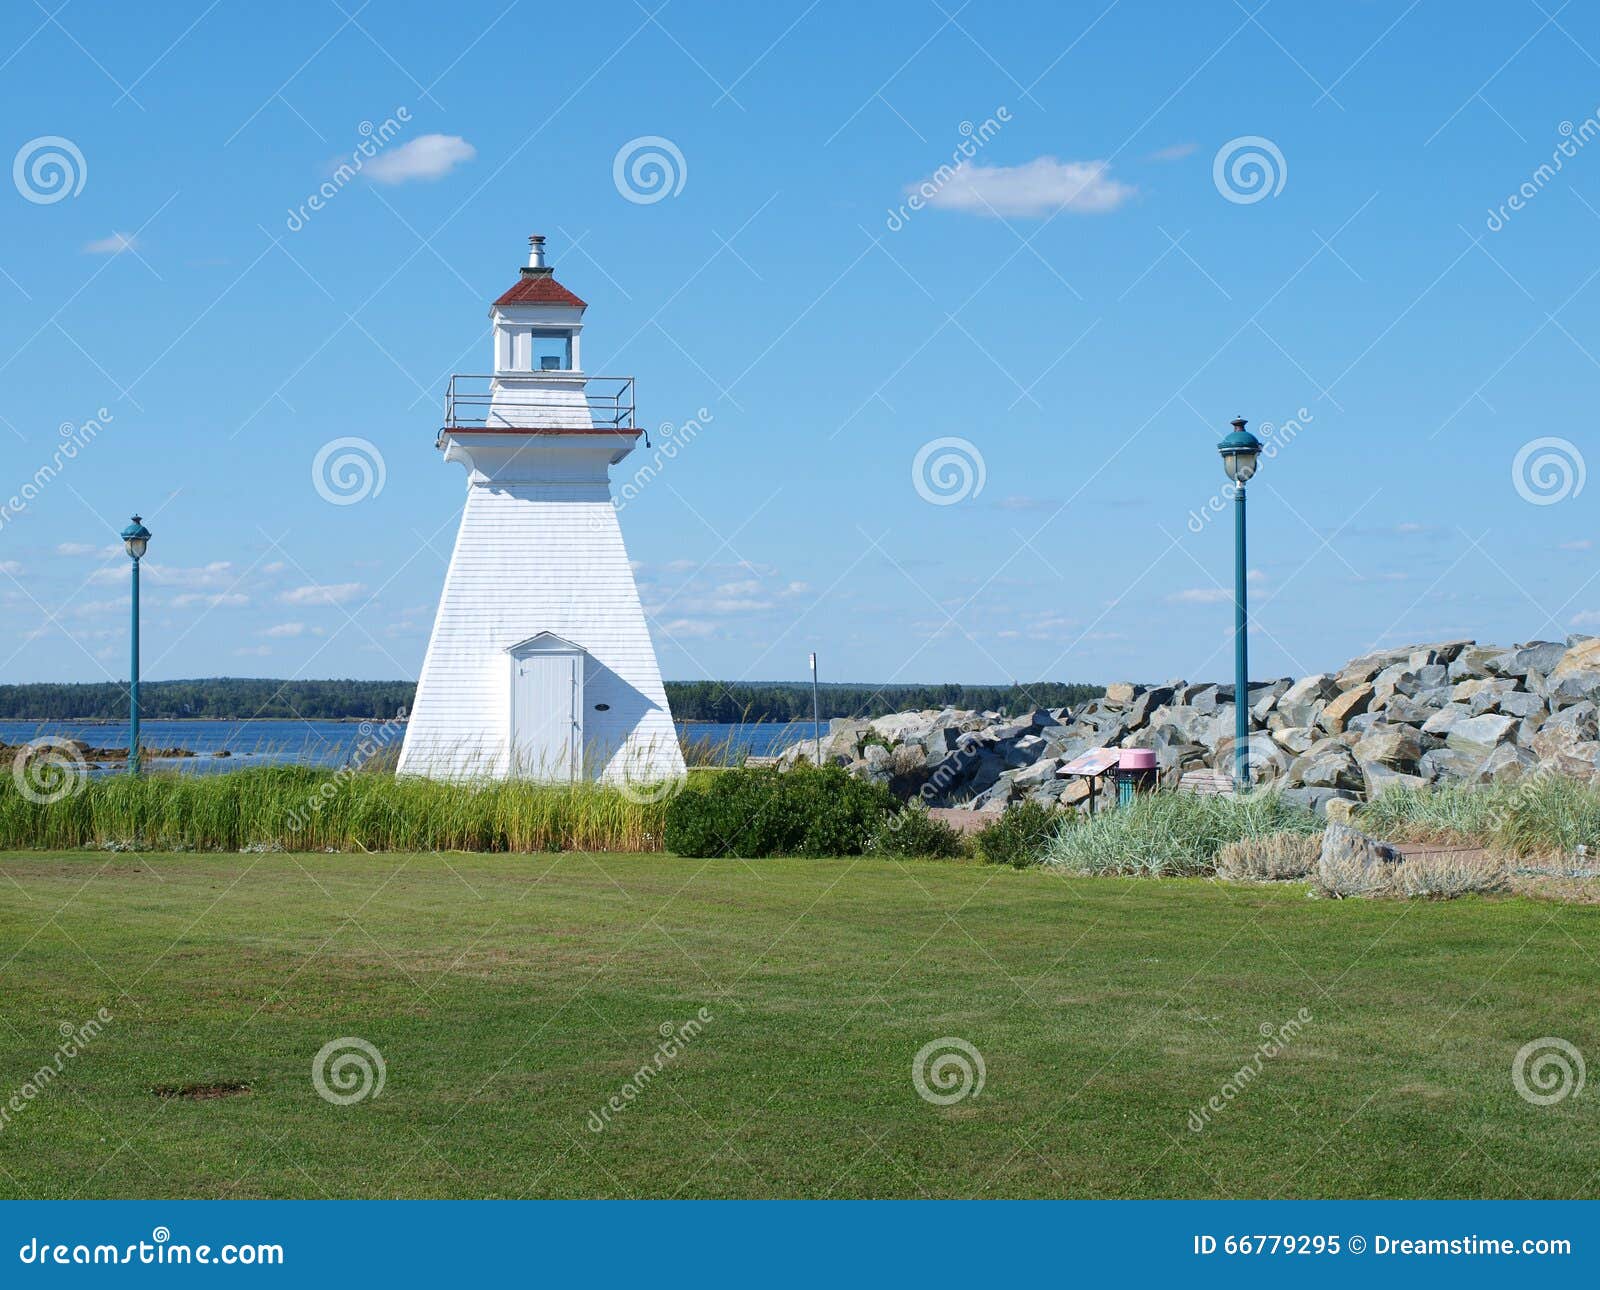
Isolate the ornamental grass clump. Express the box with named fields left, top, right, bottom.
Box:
left=1045, top=790, right=1320, bottom=877
left=1214, top=830, right=1322, bottom=882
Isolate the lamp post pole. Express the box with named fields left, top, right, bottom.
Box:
left=1216, top=419, right=1263, bottom=793
left=120, top=515, right=152, bottom=776
left=810, top=652, right=820, bottom=765
left=1233, top=475, right=1248, bottom=790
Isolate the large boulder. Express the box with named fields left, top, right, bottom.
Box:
left=1446, top=713, right=1519, bottom=755
left=1540, top=670, right=1600, bottom=710
left=1316, top=821, right=1403, bottom=896
left=1352, top=726, right=1426, bottom=771
left=1447, top=643, right=1505, bottom=682
left=1550, top=637, right=1600, bottom=678
left=1472, top=743, right=1538, bottom=784
left=1419, top=746, right=1486, bottom=781
left=1288, top=740, right=1363, bottom=791
left=1317, top=683, right=1374, bottom=734
left=1277, top=673, right=1340, bottom=726
left=1336, top=649, right=1412, bottom=690
left=1422, top=704, right=1473, bottom=737
left=1485, top=641, right=1567, bottom=679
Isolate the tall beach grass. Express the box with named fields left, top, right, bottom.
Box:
left=1359, top=777, right=1600, bottom=859
left=0, top=765, right=674, bottom=853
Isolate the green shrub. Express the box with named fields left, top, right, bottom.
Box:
left=865, top=803, right=965, bottom=859
left=1046, top=790, right=1320, bottom=877
left=663, top=764, right=894, bottom=858
left=974, top=800, right=1064, bottom=868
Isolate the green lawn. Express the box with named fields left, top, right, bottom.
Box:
left=0, top=851, right=1594, bottom=1199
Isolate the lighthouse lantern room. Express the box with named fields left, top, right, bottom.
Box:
left=398, top=236, right=684, bottom=786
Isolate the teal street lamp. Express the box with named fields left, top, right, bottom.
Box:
left=1217, top=418, right=1262, bottom=791
left=120, top=515, right=151, bottom=775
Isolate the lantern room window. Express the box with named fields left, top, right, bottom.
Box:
left=530, top=330, right=572, bottom=372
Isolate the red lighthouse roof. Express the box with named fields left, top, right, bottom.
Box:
left=493, top=271, right=586, bottom=309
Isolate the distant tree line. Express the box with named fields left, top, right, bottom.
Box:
left=664, top=680, right=1104, bottom=722
left=0, top=679, right=415, bottom=721
left=0, top=678, right=1103, bottom=722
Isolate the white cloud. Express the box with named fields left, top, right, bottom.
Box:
left=91, top=560, right=235, bottom=588
left=781, top=580, right=811, bottom=597
left=1561, top=539, right=1593, bottom=551
left=1167, top=587, right=1231, bottom=605
left=365, top=134, right=475, bottom=184
left=1572, top=610, right=1600, bottom=627
left=58, top=542, right=115, bottom=557
left=83, top=231, right=138, bottom=255
left=658, top=618, right=716, bottom=638
left=1148, top=143, right=1197, bottom=162
left=233, top=644, right=273, bottom=657
left=918, top=156, right=1135, bottom=217
left=264, top=621, right=307, bottom=638
left=169, top=592, right=249, bottom=608
left=280, top=581, right=366, bottom=606
left=0, top=560, right=20, bottom=575
left=716, top=579, right=763, bottom=597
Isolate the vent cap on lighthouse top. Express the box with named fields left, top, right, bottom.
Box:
left=522, top=233, right=552, bottom=278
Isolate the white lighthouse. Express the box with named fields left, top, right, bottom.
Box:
left=398, top=235, right=685, bottom=788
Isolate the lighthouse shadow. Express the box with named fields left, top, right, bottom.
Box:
left=580, top=657, right=670, bottom=778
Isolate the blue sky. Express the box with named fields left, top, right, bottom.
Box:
left=1, top=0, right=1597, bottom=690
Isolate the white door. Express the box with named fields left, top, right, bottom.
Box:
left=511, top=652, right=579, bottom=779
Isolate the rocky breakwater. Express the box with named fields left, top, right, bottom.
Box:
left=774, top=636, right=1600, bottom=815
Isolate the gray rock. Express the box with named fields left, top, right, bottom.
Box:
left=1448, top=643, right=1505, bottom=682
left=1446, top=713, right=1519, bottom=753
left=1278, top=786, right=1359, bottom=816
left=1419, top=746, right=1485, bottom=781
left=1277, top=673, right=1340, bottom=726
left=1274, top=726, right=1319, bottom=755
left=1542, top=670, right=1600, bottom=710
left=1488, top=689, right=1547, bottom=720
left=1472, top=743, right=1538, bottom=784
left=1381, top=696, right=1436, bottom=726
left=1289, top=741, right=1363, bottom=791
left=1361, top=763, right=1429, bottom=796
left=1352, top=726, right=1426, bottom=770
left=1486, top=640, right=1568, bottom=678
left=1422, top=704, right=1473, bottom=737
left=1317, top=821, right=1403, bottom=895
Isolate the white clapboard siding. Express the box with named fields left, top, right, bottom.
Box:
left=399, top=480, right=684, bottom=784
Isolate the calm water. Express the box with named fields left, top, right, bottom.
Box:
left=0, top=719, right=813, bottom=773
